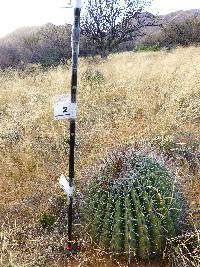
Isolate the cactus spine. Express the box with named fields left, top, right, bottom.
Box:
left=83, top=149, right=186, bottom=259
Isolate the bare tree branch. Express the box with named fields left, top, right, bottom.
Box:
left=81, top=0, right=161, bottom=56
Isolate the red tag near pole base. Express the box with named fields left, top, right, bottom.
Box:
left=66, top=244, right=73, bottom=251
left=65, top=242, right=81, bottom=256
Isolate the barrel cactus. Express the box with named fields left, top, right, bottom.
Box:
left=83, top=146, right=187, bottom=259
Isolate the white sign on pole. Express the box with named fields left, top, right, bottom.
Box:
left=53, top=94, right=77, bottom=120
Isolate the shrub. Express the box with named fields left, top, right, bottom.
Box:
left=82, top=68, right=105, bottom=87
left=0, top=44, right=21, bottom=69
left=82, top=146, right=188, bottom=259
left=150, top=136, right=176, bottom=156
left=162, top=16, right=200, bottom=47
left=142, top=16, right=200, bottom=49
left=134, top=43, right=161, bottom=52
left=39, top=212, right=56, bottom=229
left=0, top=23, right=72, bottom=69
left=150, top=136, right=200, bottom=174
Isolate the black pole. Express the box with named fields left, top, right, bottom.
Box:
left=68, top=6, right=81, bottom=246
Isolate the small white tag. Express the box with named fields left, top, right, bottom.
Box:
left=53, top=95, right=77, bottom=120
left=70, top=103, right=77, bottom=119
left=64, top=0, right=82, bottom=8
left=74, top=0, right=82, bottom=8
left=54, top=94, right=71, bottom=120
left=59, top=175, right=74, bottom=197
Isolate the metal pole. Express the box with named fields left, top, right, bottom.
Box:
left=68, top=4, right=81, bottom=247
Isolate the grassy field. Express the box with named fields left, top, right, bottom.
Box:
left=0, top=47, right=199, bottom=266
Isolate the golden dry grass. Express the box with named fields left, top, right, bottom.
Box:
left=0, top=46, right=199, bottom=266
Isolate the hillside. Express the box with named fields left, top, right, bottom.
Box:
left=161, top=9, right=200, bottom=24
left=0, top=26, right=42, bottom=43
left=1, top=8, right=200, bottom=42
left=133, top=8, right=200, bottom=41
left=0, top=47, right=199, bottom=266
left=1, top=8, right=200, bottom=69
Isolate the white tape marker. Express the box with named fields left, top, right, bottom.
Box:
left=59, top=174, right=74, bottom=197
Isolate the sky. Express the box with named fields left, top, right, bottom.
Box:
left=0, top=0, right=200, bottom=38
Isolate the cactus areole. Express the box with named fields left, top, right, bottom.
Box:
left=83, top=148, right=186, bottom=259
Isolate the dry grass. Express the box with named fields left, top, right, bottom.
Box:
left=0, top=46, right=199, bottom=266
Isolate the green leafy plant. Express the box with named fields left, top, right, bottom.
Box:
left=150, top=135, right=176, bottom=156
left=150, top=136, right=200, bottom=174
left=134, top=43, right=161, bottom=52
left=82, top=68, right=105, bottom=87
left=83, top=146, right=188, bottom=259
left=141, top=16, right=200, bottom=50
left=39, top=212, right=56, bottom=229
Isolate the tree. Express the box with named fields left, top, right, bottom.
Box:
left=160, top=16, right=200, bottom=47
left=81, top=0, right=159, bottom=56
left=142, top=16, right=200, bottom=49
left=23, top=23, right=72, bottom=67
left=0, top=44, right=21, bottom=69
